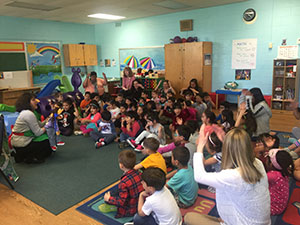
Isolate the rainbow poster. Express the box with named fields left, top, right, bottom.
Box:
left=26, top=42, right=62, bottom=85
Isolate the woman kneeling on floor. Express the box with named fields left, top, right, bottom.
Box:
left=11, top=93, right=52, bottom=164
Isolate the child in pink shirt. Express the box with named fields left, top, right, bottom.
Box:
left=266, top=149, right=294, bottom=215
left=79, top=100, right=101, bottom=135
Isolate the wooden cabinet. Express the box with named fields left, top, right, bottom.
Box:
left=165, top=42, right=212, bottom=94
left=83, top=45, right=98, bottom=66
left=63, top=44, right=98, bottom=67
left=271, top=59, right=300, bottom=110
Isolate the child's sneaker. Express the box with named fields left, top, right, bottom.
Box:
left=57, top=141, right=65, bottom=146
left=134, top=145, right=143, bottom=152
left=127, top=139, right=137, bottom=148
left=74, top=131, right=83, bottom=135
left=51, top=146, right=57, bottom=152
left=95, top=141, right=105, bottom=149
left=98, top=203, right=117, bottom=213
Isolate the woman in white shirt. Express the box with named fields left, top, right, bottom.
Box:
left=185, top=126, right=271, bottom=225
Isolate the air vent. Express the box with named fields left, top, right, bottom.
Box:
left=115, top=22, right=122, bottom=27
left=180, top=19, right=193, bottom=31
left=5, top=1, right=60, bottom=11
left=153, top=0, right=190, bottom=10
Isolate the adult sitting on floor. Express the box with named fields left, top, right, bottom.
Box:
left=83, top=71, right=108, bottom=100
left=10, top=93, right=52, bottom=164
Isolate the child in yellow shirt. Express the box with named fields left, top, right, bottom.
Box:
left=134, top=137, right=167, bottom=174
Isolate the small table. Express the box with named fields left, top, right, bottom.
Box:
left=215, top=89, right=242, bottom=109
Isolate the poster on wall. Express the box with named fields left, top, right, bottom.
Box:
left=277, top=45, right=298, bottom=59
left=235, top=69, right=251, bottom=80
left=119, top=46, right=165, bottom=76
left=232, top=39, right=257, bottom=69
left=26, top=42, right=62, bottom=85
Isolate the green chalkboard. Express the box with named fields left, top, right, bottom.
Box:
left=0, top=53, right=27, bottom=72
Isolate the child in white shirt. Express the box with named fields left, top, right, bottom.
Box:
left=132, top=167, right=182, bottom=225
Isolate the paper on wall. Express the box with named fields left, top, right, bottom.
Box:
left=232, top=39, right=257, bottom=69
left=3, top=72, right=13, bottom=79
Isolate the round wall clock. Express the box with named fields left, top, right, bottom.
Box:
left=243, top=8, right=257, bottom=23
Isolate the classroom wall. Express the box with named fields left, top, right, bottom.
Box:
left=94, top=0, right=300, bottom=96
left=0, top=15, right=96, bottom=82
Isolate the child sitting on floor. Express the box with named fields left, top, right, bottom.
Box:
left=100, top=149, right=144, bottom=218
left=107, top=100, right=120, bottom=123
left=90, top=110, right=117, bottom=149
left=134, top=137, right=167, bottom=174
left=78, top=100, right=101, bottom=136
left=119, top=111, right=143, bottom=149
left=80, top=92, right=91, bottom=117
left=131, top=167, right=182, bottom=225
left=166, top=146, right=198, bottom=208
left=58, top=97, right=79, bottom=136
left=128, top=113, right=166, bottom=152
left=266, top=149, right=294, bottom=215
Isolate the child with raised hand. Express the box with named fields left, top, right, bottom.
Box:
left=235, top=101, right=257, bottom=137
left=203, top=126, right=225, bottom=172
left=119, top=111, right=143, bottom=149
left=221, top=109, right=235, bottom=132
left=134, top=137, right=167, bottom=174
left=215, top=101, right=230, bottom=123
left=166, top=146, right=198, bottom=208
left=79, top=100, right=101, bottom=136
left=201, top=109, right=216, bottom=126
left=128, top=113, right=166, bottom=152
left=90, top=110, right=117, bottom=149
left=131, top=167, right=182, bottom=225
left=266, top=149, right=294, bottom=215
left=101, top=149, right=144, bottom=218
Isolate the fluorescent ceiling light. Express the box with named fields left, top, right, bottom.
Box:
left=88, top=13, right=125, bottom=20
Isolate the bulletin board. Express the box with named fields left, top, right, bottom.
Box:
left=119, top=46, right=165, bottom=76
left=0, top=71, right=33, bottom=88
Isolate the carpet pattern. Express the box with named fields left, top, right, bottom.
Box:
left=11, top=135, right=143, bottom=215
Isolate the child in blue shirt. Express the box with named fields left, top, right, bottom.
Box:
left=166, top=146, right=198, bottom=208
left=90, top=110, right=117, bottom=149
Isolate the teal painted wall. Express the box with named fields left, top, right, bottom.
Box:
left=94, top=0, right=300, bottom=95
left=0, top=15, right=96, bottom=80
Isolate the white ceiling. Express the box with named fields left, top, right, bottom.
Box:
left=0, top=0, right=248, bottom=24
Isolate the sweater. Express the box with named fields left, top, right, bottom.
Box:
left=11, top=110, right=45, bottom=147
left=247, top=97, right=272, bottom=136
left=194, top=153, right=271, bottom=225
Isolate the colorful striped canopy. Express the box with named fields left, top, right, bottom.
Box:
left=140, top=57, right=156, bottom=69
left=123, top=55, right=139, bottom=68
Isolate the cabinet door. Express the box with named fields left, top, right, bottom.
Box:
left=183, top=42, right=212, bottom=93
left=182, top=42, right=203, bottom=89
left=165, top=44, right=184, bottom=95
left=64, top=44, right=84, bottom=66
left=83, top=45, right=98, bottom=66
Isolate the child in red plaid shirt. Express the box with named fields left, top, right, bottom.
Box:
left=100, top=149, right=144, bottom=218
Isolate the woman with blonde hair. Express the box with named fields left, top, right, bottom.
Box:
left=185, top=126, right=271, bottom=225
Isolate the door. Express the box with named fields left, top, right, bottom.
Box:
left=83, top=45, right=98, bottom=66
left=165, top=44, right=184, bottom=95
left=182, top=42, right=203, bottom=91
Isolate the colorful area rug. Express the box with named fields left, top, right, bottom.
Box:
left=77, top=179, right=300, bottom=225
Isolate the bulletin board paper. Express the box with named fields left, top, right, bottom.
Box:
left=277, top=45, right=299, bottom=59
left=232, top=39, right=257, bottom=69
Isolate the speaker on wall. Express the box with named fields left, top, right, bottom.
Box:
left=180, top=19, right=193, bottom=31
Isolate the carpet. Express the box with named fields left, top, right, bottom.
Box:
left=77, top=178, right=299, bottom=225
left=272, top=130, right=294, bottom=148
left=76, top=183, right=219, bottom=225
left=8, top=135, right=143, bottom=215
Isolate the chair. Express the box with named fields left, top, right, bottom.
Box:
left=0, top=114, right=18, bottom=189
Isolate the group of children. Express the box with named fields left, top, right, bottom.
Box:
left=46, top=82, right=300, bottom=224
